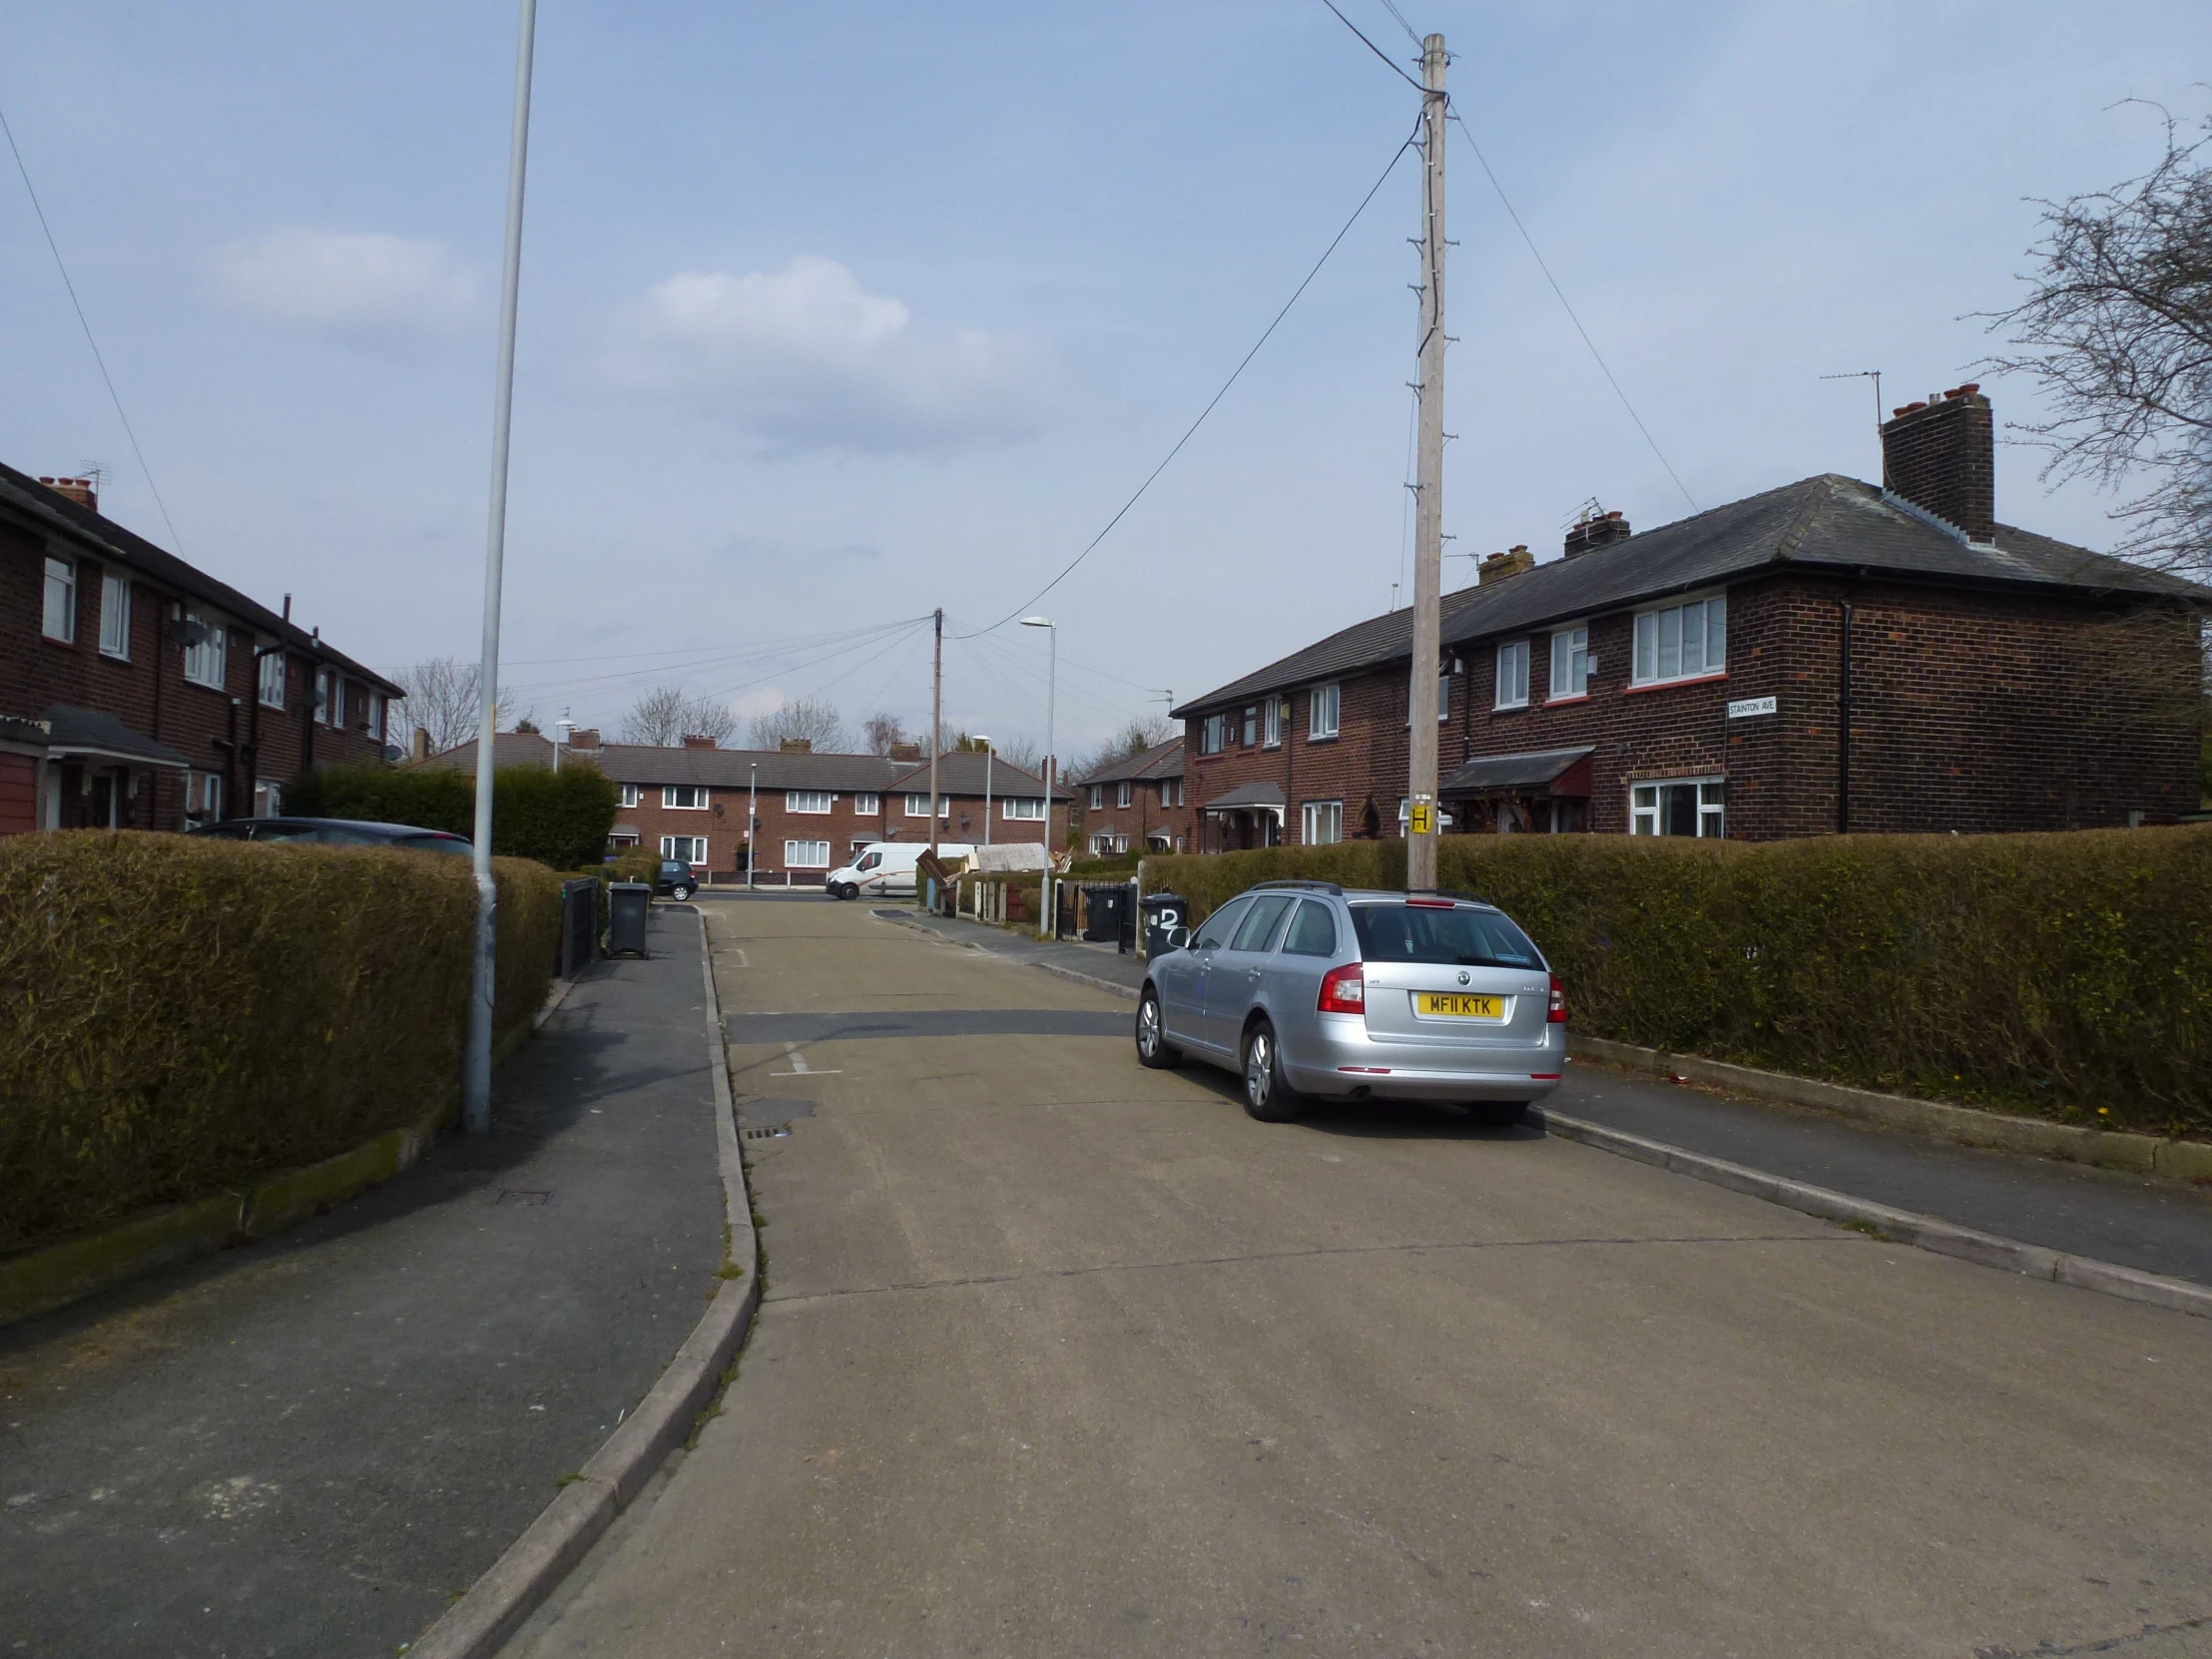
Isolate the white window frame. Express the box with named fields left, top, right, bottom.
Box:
left=1549, top=625, right=1591, bottom=699
left=1309, top=683, right=1341, bottom=740
left=1116, top=781, right=1132, bottom=809
left=257, top=644, right=285, bottom=709
left=786, top=791, right=833, bottom=815
left=1004, top=797, right=1044, bottom=821
left=618, top=784, right=641, bottom=809
left=186, top=611, right=230, bottom=691
left=187, top=770, right=225, bottom=824
left=783, top=838, right=831, bottom=868
left=1089, top=785, right=1104, bottom=811
left=1301, top=800, right=1344, bottom=845
left=1629, top=777, right=1727, bottom=838
left=1632, top=593, right=1728, bottom=686
left=1262, top=697, right=1284, bottom=749
left=663, top=785, right=708, bottom=811
left=312, top=664, right=335, bottom=723
left=98, top=570, right=131, bottom=659
left=366, top=692, right=385, bottom=742
left=1494, top=640, right=1530, bottom=710
left=660, top=833, right=709, bottom=863
left=42, top=556, right=76, bottom=643
left=905, top=793, right=933, bottom=818
left=854, top=793, right=879, bottom=816
left=1200, top=713, right=1226, bottom=755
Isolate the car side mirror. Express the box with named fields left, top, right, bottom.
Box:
left=1166, top=925, right=1191, bottom=951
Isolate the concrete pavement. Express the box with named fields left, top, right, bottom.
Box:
left=890, top=904, right=2212, bottom=1286
left=508, top=894, right=2212, bottom=1659
left=0, top=906, right=728, bottom=1659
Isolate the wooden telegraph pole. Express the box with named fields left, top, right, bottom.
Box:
left=928, top=608, right=943, bottom=869
left=1405, top=31, right=1448, bottom=892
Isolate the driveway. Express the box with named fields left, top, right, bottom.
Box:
left=509, top=894, right=2212, bottom=1659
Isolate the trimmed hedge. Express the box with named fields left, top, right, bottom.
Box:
left=0, top=832, right=563, bottom=1255
left=282, top=761, right=620, bottom=869
left=1141, top=830, right=2212, bottom=1136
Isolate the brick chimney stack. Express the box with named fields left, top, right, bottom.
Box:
left=681, top=733, right=719, bottom=750
left=411, top=726, right=431, bottom=763
left=39, top=476, right=98, bottom=512
left=1563, top=508, right=1631, bottom=559
left=1880, top=383, right=1994, bottom=543
left=887, top=741, right=922, bottom=764
left=778, top=737, right=812, bottom=753
left=566, top=728, right=600, bottom=752
left=1477, top=545, right=1535, bottom=585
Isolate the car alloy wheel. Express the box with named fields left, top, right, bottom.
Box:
left=1241, top=1019, right=1301, bottom=1122
left=1135, top=989, right=1179, bottom=1069
left=673, top=884, right=695, bottom=901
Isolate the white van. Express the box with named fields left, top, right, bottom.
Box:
left=826, top=841, right=974, bottom=900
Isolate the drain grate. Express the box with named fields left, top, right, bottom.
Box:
left=497, top=1189, right=552, bottom=1206
left=742, top=1127, right=790, bottom=1141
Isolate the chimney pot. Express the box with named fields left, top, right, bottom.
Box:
left=778, top=737, right=812, bottom=753
left=1562, top=507, right=1633, bottom=560
left=38, top=475, right=98, bottom=512
left=1477, top=546, right=1537, bottom=584
left=681, top=732, right=720, bottom=749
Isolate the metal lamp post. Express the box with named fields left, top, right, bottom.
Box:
left=463, top=0, right=539, bottom=1137
left=975, top=735, right=992, bottom=847
left=747, top=763, right=758, bottom=892
left=1019, top=616, right=1056, bottom=937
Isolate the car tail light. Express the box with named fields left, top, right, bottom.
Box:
left=1405, top=896, right=1454, bottom=908
left=1318, top=962, right=1366, bottom=1014
left=1547, top=973, right=1568, bottom=1023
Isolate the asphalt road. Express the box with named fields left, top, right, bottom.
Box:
left=510, top=895, right=2212, bottom=1659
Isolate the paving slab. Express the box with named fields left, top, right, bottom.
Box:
left=0, top=906, right=726, bottom=1659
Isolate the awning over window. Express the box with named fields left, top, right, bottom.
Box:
left=42, top=706, right=193, bottom=771
left=1203, top=781, right=1287, bottom=813
left=1440, top=745, right=1595, bottom=798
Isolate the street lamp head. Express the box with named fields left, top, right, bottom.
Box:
left=1019, top=616, right=1053, bottom=629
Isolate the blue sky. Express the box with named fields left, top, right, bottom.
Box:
left=4, top=1, right=2204, bottom=759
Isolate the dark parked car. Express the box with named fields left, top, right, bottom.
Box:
left=655, top=857, right=698, bottom=901
left=188, top=818, right=472, bottom=855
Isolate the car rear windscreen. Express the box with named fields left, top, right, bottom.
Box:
left=1350, top=903, right=1543, bottom=969
left=397, top=834, right=472, bottom=856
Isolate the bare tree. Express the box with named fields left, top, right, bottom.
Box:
left=747, top=696, right=849, bottom=753
left=387, top=656, right=519, bottom=754
left=1071, top=715, right=1173, bottom=783
left=1980, top=111, right=2212, bottom=582
left=620, top=685, right=738, bottom=747
left=990, top=734, right=1043, bottom=774
left=861, top=712, right=908, bottom=755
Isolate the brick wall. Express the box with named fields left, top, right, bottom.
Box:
left=1184, top=572, right=2202, bottom=843
left=1076, top=778, right=1191, bottom=852
left=3, top=518, right=390, bottom=831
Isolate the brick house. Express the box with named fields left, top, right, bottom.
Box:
left=1175, top=387, right=2208, bottom=844
left=414, top=734, right=1064, bottom=883
left=1071, top=738, right=1189, bottom=854
left=1, top=463, right=401, bottom=834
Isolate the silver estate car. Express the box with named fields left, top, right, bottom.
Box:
left=1135, top=881, right=1566, bottom=1124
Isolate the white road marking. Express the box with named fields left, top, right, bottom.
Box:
left=773, top=1042, right=839, bottom=1078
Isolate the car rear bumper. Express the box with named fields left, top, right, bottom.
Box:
left=1283, top=1017, right=1564, bottom=1102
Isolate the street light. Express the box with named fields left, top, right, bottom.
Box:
left=746, top=762, right=758, bottom=893
left=1019, top=616, right=1055, bottom=938
left=974, top=735, right=993, bottom=847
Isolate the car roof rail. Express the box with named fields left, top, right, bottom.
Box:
left=1412, top=887, right=1493, bottom=906
left=1249, top=878, right=1344, bottom=895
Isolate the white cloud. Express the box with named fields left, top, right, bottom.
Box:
left=601, top=256, right=1050, bottom=455
left=205, top=228, right=479, bottom=354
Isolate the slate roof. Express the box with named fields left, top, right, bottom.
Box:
left=0, top=461, right=402, bottom=696
left=1176, top=473, right=2211, bottom=716
left=884, top=752, right=1063, bottom=800
left=44, top=706, right=194, bottom=770
left=1439, top=745, right=1594, bottom=795
left=1073, top=737, right=1184, bottom=787
left=415, top=735, right=913, bottom=793
left=1204, top=780, right=1288, bottom=812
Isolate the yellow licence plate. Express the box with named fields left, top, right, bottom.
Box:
left=1415, top=992, right=1504, bottom=1020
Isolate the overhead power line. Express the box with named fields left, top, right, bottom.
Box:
left=0, top=95, right=185, bottom=550
left=960, top=115, right=1422, bottom=638
left=1445, top=107, right=1699, bottom=514
left=1317, top=0, right=1423, bottom=90
left=1375, top=0, right=1424, bottom=49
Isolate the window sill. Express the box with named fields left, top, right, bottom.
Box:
left=1308, top=734, right=1340, bottom=745
left=1624, top=672, right=1728, bottom=694
left=1492, top=701, right=1530, bottom=714
left=258, top=698, right=284, bottom=712
left=40, top=634, right=77, bottom=650
left=1544, top=692, right=1591, bottom=706
left=186, top=677, right=230, bottom=694
left=99, top=649, right=131, bottom=664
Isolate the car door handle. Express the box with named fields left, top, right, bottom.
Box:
left=1246, top=967, right=1262, bottom=979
